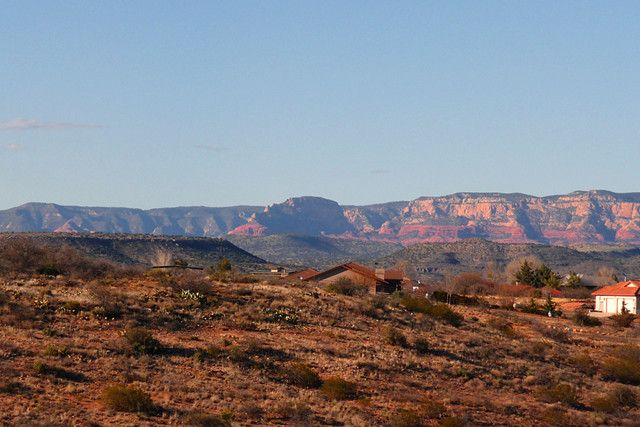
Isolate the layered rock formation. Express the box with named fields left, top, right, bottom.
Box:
left=2, top=190, right=640, bottom=245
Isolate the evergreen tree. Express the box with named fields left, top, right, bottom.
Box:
left=565, top=271, right=582, bottom=287
left=515, top=260, right=536, bottom=286
left=537, top=264, right=561, bottom=289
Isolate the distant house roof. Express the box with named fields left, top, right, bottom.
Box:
left=306, top=262, right=387, bottom=284
left=592, top=281, right=640, bottom=297
left=285, top=268, right=319, bottom=281
left=384, top=269, right=404, bottom=281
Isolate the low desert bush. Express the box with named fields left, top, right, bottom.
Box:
left=124, top=327, right=161, bottom=354
left=487, top=317, right=518, bottom=338
left=44, top=345, right=68, bottom=357
left=571, top=352, right=597, bottom=375
left=601, top=345, right=640, bottom=385
left=422, top=400, right=447, bottom=418
left=611, top=312, right=636, bottom=328
left=272, top=400, right=313, bottom=423
left=159, top=270, right=213, bottom=296
left=389, top=409, right=423, bottom=427
left=385, top=326, right=408, bottom=347
left=400, top=295, right=463, bottom=326
left=533, top=324, right=570, bottom=343
left=33, top=361, right=86, bottom=381
left=321, top=376, right=357, bottom=400
left=572, top=310, right=602, bottom=327
left=281, top=362, right=322, bottom=388
left=535, top=382, right=579, bottom=407
left=262, top=307, right=299, bottom=325
left=537, top=407, right=571, bottom=427
left=102, top=384, right=155, bottom=414
left=326, top=278, right=367, bottom=296
left=591, top=385, right=638, bottom=414
left=431, top=290, right=487, bottom=307
left=414, top=337, right=430, bottom=355
left=184, top=411, right=231, bottom=427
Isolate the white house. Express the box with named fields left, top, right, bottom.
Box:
left=592, top=280, right=640, bottom=314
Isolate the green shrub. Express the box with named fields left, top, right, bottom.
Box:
left=601, top=344, right=640, bottom=385
left=572, top=310, right=602, bottom=327
left=37, top=265, right=61, bottom=276
left=184, top=411, right=231, bottom=427
left=535, top=383, right=579, bottom=407
left=321, top=377, right=357, bottom=400
left=262, top=307, right=299, bottom=325
left=414, top=337, right=430, bottom=355
left=590, top=386, right=636, bottom=414
left=400, top=295, right=463, bottom=326
left=385, top=326, right=408, bottom=347
left=102, top=384, right=155, bottom=414
left=571, top=352, right=597, bottom=375
left=538, top=407, right=571, bottom=427
left=431, top=290, right=486, bottom=307
left=272, top=400, right=312, bottom=422
left=281, top=362, right=322, bottom=388
left=389, top=409, right=423, bottom=427
left=611, top=312, right=636, bottom=328
left=124, top=328, right=161, bottom=354
left=326, top=278, right=367, bottom=296
left=44, top=345, right=68, bottom=357
left=33, top=361, right=85, bottom=381
left=487, top=318, right=518, bottom=338
left=422, top=400, right=446, bottom=419
left=429, top=304, right=464, bottom=327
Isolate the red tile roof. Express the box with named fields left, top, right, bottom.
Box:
left=592, top=281, right=640, bottom=297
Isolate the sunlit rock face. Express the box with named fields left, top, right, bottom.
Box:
left=3, top=191, right=640, bottom=245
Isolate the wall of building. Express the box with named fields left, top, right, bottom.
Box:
left=595, top=295, right=639, bottom=314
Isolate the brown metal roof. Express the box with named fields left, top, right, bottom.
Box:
left=285, top=268, right=319, bottom=281
left=305, top=262, right=386, bottom=284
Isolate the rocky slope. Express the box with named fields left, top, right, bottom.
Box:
left=2, top=190, right=640, bottom=245
left=0, top=233, right=266, bottom=269
left=227, top=234, right=402, bottom=269
left=376, top=238, right=640, bottom=281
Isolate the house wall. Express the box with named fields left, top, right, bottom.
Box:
left=316, top=270, right=378, bottom=295
left=595, top=295, right=639, bottom=314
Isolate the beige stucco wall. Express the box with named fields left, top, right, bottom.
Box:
left=595, top=295, right=639, bottom=314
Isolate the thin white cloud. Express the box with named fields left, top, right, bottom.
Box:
left=371, top=168, right=390, bottom=175
left=0, top=118, right=101, bottom=130
left=3, top=143, right=22, bottom=151
left=194, top=144, right=228, bottom=153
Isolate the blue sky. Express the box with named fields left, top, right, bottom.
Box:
left=1, top=1, right=639, bottom=209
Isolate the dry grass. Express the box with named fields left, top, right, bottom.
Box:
left=1, top=271, right=640, bottom=425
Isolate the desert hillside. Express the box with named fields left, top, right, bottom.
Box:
left=2, top=262, right=640, bottom=425
left=0, top=233, right=266, bottom=270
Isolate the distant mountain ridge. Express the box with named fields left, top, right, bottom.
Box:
left=3, top=190, right=640, bottom=245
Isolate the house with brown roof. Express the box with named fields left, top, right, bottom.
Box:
left=305, top=262, right=403, bottom=295
left=283, top=268, right=319, bottom=281
left=592, top=280, right=640, bottom=314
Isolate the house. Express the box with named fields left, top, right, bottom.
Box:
left=283, top=268, right=319, bottom=281
left=592, top=280, right=640, bottom=314
left=270, top=267, right=286, bottom=273
left=305, top=262, right=403, bottom=295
